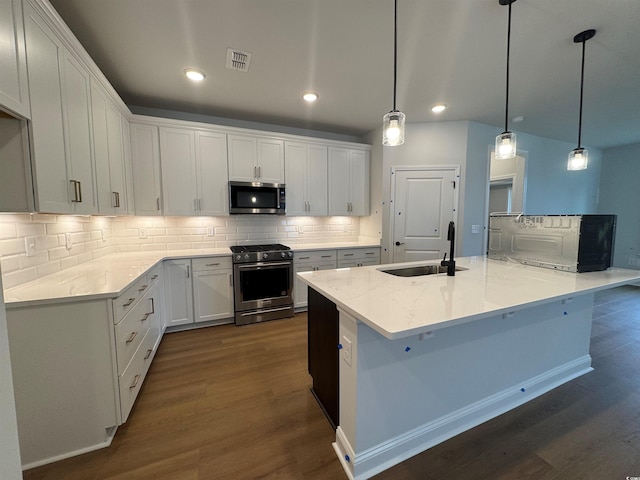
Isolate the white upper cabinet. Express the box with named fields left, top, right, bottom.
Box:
left=228, top=134, right=284, bottom=183
left=328, top=147, right=370, bottom=216
left=284, top=141, right=328, bottom=216
left=23, top=2, right=96, bottom=214
left=159, top=126, right=228, bottom=216
left=91, top=79, right=128, bottom=215
left=0, top=0, right=30, bottom=118
left=130, top=123, right=162, bottom=216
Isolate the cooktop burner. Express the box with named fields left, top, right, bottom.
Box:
left=230, top=243, right=293, bottom=263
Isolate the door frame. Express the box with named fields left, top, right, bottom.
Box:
left=389, top=165, right=460, bottom=263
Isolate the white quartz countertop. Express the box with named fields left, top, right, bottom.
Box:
left=297, top=257, right=640, bottom=340
left=2, top=240, right=381, bottom=308
left=3, top=249, right=231, bottom=308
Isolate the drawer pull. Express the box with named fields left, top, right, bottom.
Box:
left=141, top=313, right=150, bottom=322
left=321, top=255, right=332, bottom=258
left=365, top=252, right=376, bottom=255
left=144, top=349, right=153, bottom=360
left=138, top=284, right=148, bottom=292
left=129, top=374, right=140, bottom=389
left=299, top=256, right=310, bottom=260
left=150, top=297, right=155, bottom=314
left=150, top=275, right=158, bottom=280
left=343, top=253, right=354, bottom=257
left=205, top=263, right=220, bottom=266
left=122, top=298, right=136, bottom=307
left=125, top=331, right=138, bottom=343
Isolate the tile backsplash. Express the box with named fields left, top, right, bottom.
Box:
left=0, top=214, right=360, bottom=289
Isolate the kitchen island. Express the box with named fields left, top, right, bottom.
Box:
left=298, top=256, right=640, bottom=480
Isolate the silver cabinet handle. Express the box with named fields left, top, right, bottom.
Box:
left=206, top=263, right=220, bottom=266
left=150, top=274, right=158, bottom=280
left=229, top=274, right=233, bottom=286
left=365, top=252, right=376, bottom=255
left=112, top=192, right=118, bottom=208
left=321, top=255, right=332, bottom=258
left=129, top=374, right=140, bottom=389
left=254, top=165, right=257, bottom=179
left=116, top=192, right=120, bottom=208
left=70, top=180, right=82, bottom=202
left=156, top=197, right=160, bottom=211
left=141, top=312, right=150, bottom=322
left=122, top=297, right=136, bottom=307
left=187, top=265, right=190, bottom=278
left=198, top=198, right=202, bottom=211
left=138, top=284, right=148, bottom=292
left=299, top=256, right=310, bottom=260
left=144, top=349, right=152, bottom=360
left=343, top=253, right=354, bottom=257
left=258, top=166, right=261, bottom=179
left=150, top=297, right=155, bottom=314
left=126, top=331, right=138, bottom=343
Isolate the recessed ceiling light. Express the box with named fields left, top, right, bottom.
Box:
left=302, top=91, right=319, bottom=103
left=184, top=69, right=205, bottom=82
left=431, top=104, right=447, bottom=113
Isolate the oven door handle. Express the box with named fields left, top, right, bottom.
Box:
left=237, top=261, right=292, bottom=271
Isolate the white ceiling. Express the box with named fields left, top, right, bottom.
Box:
left=48, top=0, right=640, bottom=149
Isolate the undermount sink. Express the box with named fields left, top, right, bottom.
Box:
left=379, top=265, right=468, bottom=277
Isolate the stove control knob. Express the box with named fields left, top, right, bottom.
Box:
left=288, top=251, right=293, bottom=258
left=263, top=253, right=269, bottom=260
left=280, top=252, right=286, bottom=258
left=244, top=254, right=250, bottom=260
left=235, top=255, right=242, bottom=261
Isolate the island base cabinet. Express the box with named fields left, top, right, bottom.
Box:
left=6, top=300, right=120, bottom=469
left=332, top=294, right=595, bottom=480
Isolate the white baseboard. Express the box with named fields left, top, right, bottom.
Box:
left=334, top=355, right=592, bottom=480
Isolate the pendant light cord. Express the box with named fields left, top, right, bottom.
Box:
left=577, top=39, right=586, bottom=148
left=393, top=0, right=398, bottom=112
left=504, top=1, right=512, bottom=132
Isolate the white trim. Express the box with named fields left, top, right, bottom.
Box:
left=334, top=355, right=592, bottom=480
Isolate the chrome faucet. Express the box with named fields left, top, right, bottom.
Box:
left=440, top=221, right=456, bottom=276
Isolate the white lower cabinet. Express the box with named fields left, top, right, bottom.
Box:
left=192, top=257, right=234, bottom=325
left=337, top=247, right=380, bottom=268
left=293, top=250, right=337, bottom=310
left=163, top=259, right=194, bottom=327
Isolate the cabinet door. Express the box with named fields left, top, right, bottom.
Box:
left=195, top=130, right=228, bottom=216
left=60, top=50, right=97, bottom=214
left=159, top=127, right=197, bottom=216
left=284, top=142, right=307, bottom=216
left=328, top=147, right=350, bottom=216
left=106, top=104, right=127, bottom=215
left=257, top=138, right=284, bottom=183
left=193, top=269, right=234, bottom=323
left=163, top=259, right=193, bottom=327
left=349, top=149, right=369, bottom=216
left=0, top=0, right=30, bottom=118
left=23, top=4, right=71, bottom=213
left=90, top=81, right=114, bottom=214
left=130, top=123, right=162, bottom=215
left=307, top=144, right=328, bottom=216
left=227, top=134, right=257, bottom=181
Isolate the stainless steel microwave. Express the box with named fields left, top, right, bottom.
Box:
left=229, top=181, right=286, bottom=215
left=488, top=214, right=616, bottom=272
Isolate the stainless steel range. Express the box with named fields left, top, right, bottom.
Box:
left=230, top=244, right=294, bottom=325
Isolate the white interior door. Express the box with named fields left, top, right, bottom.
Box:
left=391, top=168, right=458, bottom=263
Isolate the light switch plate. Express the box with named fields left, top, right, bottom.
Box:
left=342, top=336, right=352, bottom=366
left=24, top=237, right=36, bottom=257
left=139, top=228, right=147, bottom=239
left=65, top=233, right=72, bottom=250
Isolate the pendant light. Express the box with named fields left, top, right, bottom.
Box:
left=382, top=0, right=405, bottom=146
left=567, top=29, right=596, bottom=171
left=495, top=0, right=517, bottom=160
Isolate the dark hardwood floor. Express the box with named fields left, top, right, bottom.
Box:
left=23, top=285, right=640, bottom=480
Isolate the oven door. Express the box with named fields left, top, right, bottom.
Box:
left=234, top=261, right=293, bottom=312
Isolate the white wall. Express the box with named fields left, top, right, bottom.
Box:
left=599, top=143, right=640, bottom=268
left=0, top=273, right=23, bottom=480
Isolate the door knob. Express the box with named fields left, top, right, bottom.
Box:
left=395, top=241, right=405, bottom=246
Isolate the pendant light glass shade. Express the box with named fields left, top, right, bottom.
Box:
left=382, top=0, right=405, bottom=146
left=567, top=147, right=588, bottom=171
left=495, top=0, right=517, bottom=160
left=383, top=111, right=405, bottom=146
left=495, top=131, right=517, bottom=160
left=567, top=29, right=596, bottom=171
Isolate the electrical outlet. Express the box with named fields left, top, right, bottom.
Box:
left=65, top=233, right=72, bottom=250
left=139, top=228, right=147, bottom=239
left=207, top=226, right=214, bottom=236
left=342, top=336, right=352, bottom=366
left=471, top=224, right=481, bottom=234
left=24, top=236, right=36, bottom=257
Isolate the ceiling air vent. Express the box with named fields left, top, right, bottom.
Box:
left=226, top=48, right=252, bottom=72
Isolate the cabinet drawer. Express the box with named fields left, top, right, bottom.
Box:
left=294, top=250, right=336, bottom=264
left=192, top=256, right=232, bottom=272
left=146, top=264, right=161, bottom=284
left=113, top=276, right=151, bottom=323
left=114, top=294, right=153, bottom=374
left=338, top=248, right=380, bottom=261
left=118, top=328, right=153, bottom=423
